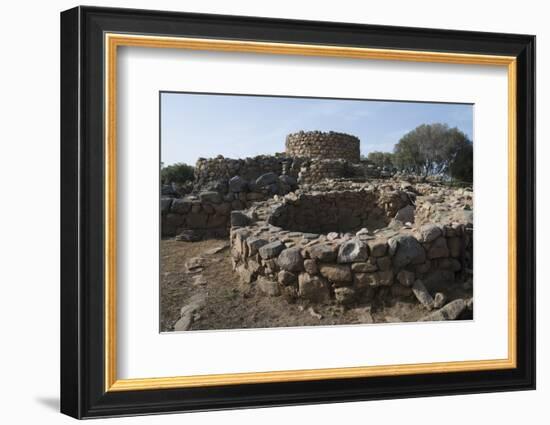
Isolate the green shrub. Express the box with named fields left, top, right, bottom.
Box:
left=161, top=162, right=195, bottom=184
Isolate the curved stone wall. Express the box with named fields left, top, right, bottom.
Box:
left=285, top=131, right=361, bottom=162
left=267, top=190, right=399, bottom=234
left=193, top=154, right=304, bottom=190
left=230, top=213, right=472, bottom=307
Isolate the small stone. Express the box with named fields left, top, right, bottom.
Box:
left=309, top=244, right=337, bottom=262
left=204, top=243, right=229, bottom=255
left=230, top=211, right=250, bottom=227
left=466, top=298, right=474, bottom=311
left=334, top=287, right=356, bottom=305
left=298, top=273, right=331, bottom=303
left=278, top=270, right=297, bottom=286
left=262, top=258, right=279, bottom=274
left=367, top=239, right=388, bottom=257
left=354, top=270, right=393, bottom=288
left=186, top=257, right=206, bottom=272
left=396, top=270, right=415, bottom=287
left=279, top=175, right=297, bottom=187
left=257, top=276, right=280, bottom=296
left=246, top=237, right=268, bottom=255
left=175, top=229, right=201, bottom=242
left=259, top=240, right=285, bottom=259
left=307, top=307, right=323, bottom=320
left=173, top=295, right=204, bottom=331
left=199, top=191, right=222, bottom=204
left=351, top=258, right=378, bottom=273
left=319, top=264, right=352, bottom=283
left=394, top=205, right=415, bottom=223
left=277, top=247, right=304, bottom=272
left=412, top=279, right=434, bottom=310
left=255, top=172, right=278, bottom=187
left=376, top=256, right=392, bottom=271
left=303, top=259, right=318, bottom=274
left=356, top=228, right=369, bottom=236
left=433, top=292, right=447, bottom=309
left=391, top=235, right=426, bottom=268
left=327, top=232, right=339, bottom=241
left=421, top=299, right=466, bottom=321
left=228, top=175, right=248, bottom=192
left=355, top=307, right=374, bottom=324
left=354, top=272, right=377, bottom=289
left=170, top=198, right=191, bottom=214
left=236, top=264, right=255, bottom=283
left=377, top=270, right=394, bottom=286
left=337, top=238, right=368, bottom=263
left=428, top=237, right=450, bottom=259
left=417, top=223, right=442, bottom=243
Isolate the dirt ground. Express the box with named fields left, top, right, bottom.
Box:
left=160, top=238, right=471, bottom=332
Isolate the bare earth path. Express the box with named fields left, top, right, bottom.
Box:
left=160, top=239, right=470, bottom=332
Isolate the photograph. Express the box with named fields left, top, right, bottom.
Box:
left=57, top=4, right=536, bottom=420
left=160, top=93, right=474, bottom=332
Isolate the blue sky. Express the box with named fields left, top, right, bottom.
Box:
left=161, top=92, right=473, bottom=166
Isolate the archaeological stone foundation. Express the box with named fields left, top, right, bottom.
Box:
left=162, top=130, right=473, bottom=313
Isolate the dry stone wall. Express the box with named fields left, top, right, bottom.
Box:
left=230, top=201, right=473, bottom=306
left=285, top=131, right=360, bottom=163
left=162, top=172, right=298, bottom=239
left=267, top=190, right=400, bottom=234
left=193, top=154, right=304, bottom=190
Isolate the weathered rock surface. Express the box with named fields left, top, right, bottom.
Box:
left=421, top=299, right=466, bottom=321
left=277, top=247, right=304, bottom=272
left=394, top=205, right=415, bottom=223
left=334, top=287, right=356, bottom=305
left=298, top=273, right=331, bottom=303
left=391, top=235, right=426, bottom=268
left=309, top=244, right=337, bottom=262
left=428, top=236, right=450, bottom=259
left=433, top=292, right=447, bottom=309
left=259, top=240, right=285, bottom=259
left=417, top=223, right=442, bottom=243
left=278, top=270, right=297, bottom=286
left=229, top=175, right=248, bottom=192
left=396, top=270, right=415, bottom=287
left=319, top=264, right=352, bottom=283
left=230, top=211, right=250, bottom=227
left=412, top=280, right=434, bottom=310
left=337, top=238, right=368, bottom=263
left=255, top=172, right=278, bottom=187
left=257, top=276, right=280, bottom=296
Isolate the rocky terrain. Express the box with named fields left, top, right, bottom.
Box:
left=160, top=131, right=473, bottom=332
left=161, top=177, right=473, bottom=332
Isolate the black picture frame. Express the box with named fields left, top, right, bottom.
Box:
left=60, top=5, right=535, bottom=419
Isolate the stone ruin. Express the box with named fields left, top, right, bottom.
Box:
left=162, top=131, right=382, bottom=239
left=162, top=131, right=473, bottom=316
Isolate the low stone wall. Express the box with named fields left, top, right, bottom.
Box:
left=193, top=154, right=304, bottom=190
left=267, top=189, right=406, bottom=234
left=162, top=172, right=298, bottom=239
left=230, top=218, right=472, bottom=306
left=297, top=159, right=351, bottom=184
left=286, top=131, right=361, bottom=162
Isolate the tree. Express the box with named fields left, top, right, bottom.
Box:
left=393, top=123, right=472, bottom=179
left=366, top=151, right=394, bottom=169
left=448, top=142, right=473, bottom=182
left=161, top=162, right=195, bottom=184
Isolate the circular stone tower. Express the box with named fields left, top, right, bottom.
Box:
left=285, top=131, right=360, bottom=162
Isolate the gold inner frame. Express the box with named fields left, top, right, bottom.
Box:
left=104, top=33, right=517, bottom=392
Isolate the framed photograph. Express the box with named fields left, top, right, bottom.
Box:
left=60, top=6, right=535, bottom=419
